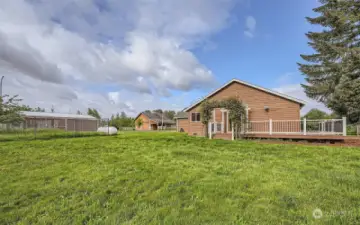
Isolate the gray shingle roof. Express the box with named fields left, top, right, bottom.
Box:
left=174, top=111, right=188, bottom=119
left=140, top=112, right=175, bottom=124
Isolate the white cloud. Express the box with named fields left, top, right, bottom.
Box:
left=273, top=84, right=331, bottom=115
left=244, top=16, right=256, bottom=38
left=0, top=0, right=237, bottom=116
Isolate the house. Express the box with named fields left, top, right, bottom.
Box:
left=174, top=112, right=189, bottom=133
left=135, top=111, right=176, bottom=131
left=175, top=79, right=306, bottom=138
left=19, top=111, right=99, bottom=131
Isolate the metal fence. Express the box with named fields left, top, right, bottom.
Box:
left=0, top=118, right=108, bottom=141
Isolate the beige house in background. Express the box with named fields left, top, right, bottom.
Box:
left=135, top=111, right=175, bottom=130
left=175, top=79, right=305, bottom=137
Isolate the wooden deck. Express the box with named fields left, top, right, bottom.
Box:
left=212, top=133, right=360, bottom=144
left=243, top=134, right=360, bottom=144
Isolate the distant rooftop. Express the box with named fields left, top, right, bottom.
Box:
left=174, top=111, right=188, bottom=119
left=20, top=111, right=98, bottom=120
left=136, top=111, right=175, bottom=124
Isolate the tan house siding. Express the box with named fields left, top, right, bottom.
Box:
left=188, top=116, right=205, bottom=136
left=177, top=119, right=189, bottom=133
left=135, top=114, right=151, bottom=131
left=186, top=82, right=301, bottom=136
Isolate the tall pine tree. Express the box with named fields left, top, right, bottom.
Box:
left=298, top=0, right=360, bottom=123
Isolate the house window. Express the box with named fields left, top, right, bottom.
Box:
left=191, top=113, right=201, bottom=122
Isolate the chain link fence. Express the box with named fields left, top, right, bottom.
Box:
left=0, top=117, right=111, bottom=141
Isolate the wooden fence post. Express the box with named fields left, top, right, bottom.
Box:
left=269, top=119, right=272, bottom=135
left=303, top=118, right=307, bottom=136
left=342, top=117, right=347, bottom=136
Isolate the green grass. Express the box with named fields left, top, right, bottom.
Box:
left=0, top=132, right=360, bottom=224
left=0, top=129, right=106, bottom=142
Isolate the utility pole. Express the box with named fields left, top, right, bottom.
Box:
left=0, top=76, right=4, bottom=97
left=161, top=111, right=164, bottom=130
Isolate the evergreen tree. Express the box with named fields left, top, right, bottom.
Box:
left=35, top=107, right=45, bottom=112
left=298, top=0, right=360, bottom=123
left=164, top=110, right=176, bottom=120
left=153, top=109, right=163, bottom=114
left=19, top=105, right=45, bottom=112
left=120, top=111, right=126, bottom=119
left=19, top=105, right=32, bottom=111
left=87, top=108, right=101, bottom=119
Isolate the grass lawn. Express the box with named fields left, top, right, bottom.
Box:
left=1, top=132, right=360, bottom=224
left=0, top=129, right=105, bottom=142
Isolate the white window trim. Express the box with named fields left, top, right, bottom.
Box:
left=191, top=112, right=201, bottom=122
left=227, top=111, right=232, bottom=132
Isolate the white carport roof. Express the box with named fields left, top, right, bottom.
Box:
left=20, top=111, right=98, bottom=120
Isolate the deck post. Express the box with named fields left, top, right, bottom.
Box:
left=269, top=119, right=272, bottom=135
left=303, top=118, right=307, bottom=135
left=331, top=119, right=334, bottom=134
left=342, top=117, right=347, bottom=136
left=209, top=122, right=212, bottom=139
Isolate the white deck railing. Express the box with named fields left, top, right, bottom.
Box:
left=209, top=117, right=347, bottom=139
left=247, top=118, right=346, bottom=136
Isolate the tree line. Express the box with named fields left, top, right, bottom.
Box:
left=89, top=108, right=178, bottom=129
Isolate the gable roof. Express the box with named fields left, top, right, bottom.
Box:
left=20, top=111, right=98, bottom=120
left=184, top=79, right=306, bottom=112
left=174, top=111, right=188, bottom=119
left=135, top=111, right=175, bottom=124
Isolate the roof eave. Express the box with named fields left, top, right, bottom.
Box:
left=184, top=79, right=306, bottom=112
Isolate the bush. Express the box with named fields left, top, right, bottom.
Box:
left=347, top=125, right=358, bottom=136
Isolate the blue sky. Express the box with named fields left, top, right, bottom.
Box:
left=192, top=0, right=319, bottom=99
left=1, top=0, right=326, bottom=117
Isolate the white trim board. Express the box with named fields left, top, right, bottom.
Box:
left=184, top=79, right=306, bottom=112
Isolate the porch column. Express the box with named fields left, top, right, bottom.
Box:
left=245, top=106, right=250, bottom=132
left=342, top=117, right=347, bottom=136
left=209, top=122, right=212, bottom=139
left=221, top=110, right=225, bottom=133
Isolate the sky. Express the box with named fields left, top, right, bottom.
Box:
left=0, top=0, right=327, bottom=118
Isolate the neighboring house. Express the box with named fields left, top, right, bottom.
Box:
left=135, top=111, right=176, bottom=131
left=20, top=111, right=99, bottom=131
left=174, top=112, right=189, bottom=133
left=175, top=79, right=306, bottom=137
